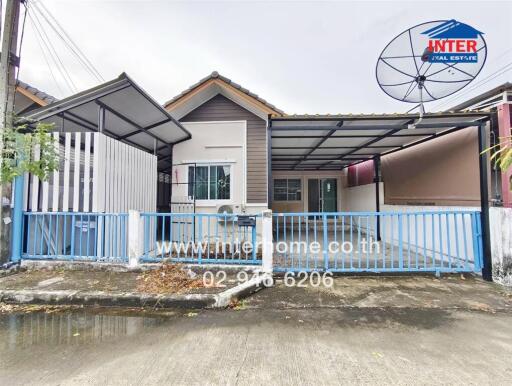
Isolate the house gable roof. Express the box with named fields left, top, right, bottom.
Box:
left=164, top=71, right=285, bottom=120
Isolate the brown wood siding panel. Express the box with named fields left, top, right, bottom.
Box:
left=181, top=94, right=267, bottom=203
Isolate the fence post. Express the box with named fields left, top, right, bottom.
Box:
left=128, top=210, right=143, bottom=267
left=398, top=213, right=403, bottom=270
left=323, top=214, right=329, bottom=270
left=10, top=173, right=25, bottom=262
left=262, top=209, right=273, bottom=272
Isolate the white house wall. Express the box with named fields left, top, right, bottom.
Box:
left=172, top=121, right=246, bottom=213
left=171, top=121, right=267, bottom=241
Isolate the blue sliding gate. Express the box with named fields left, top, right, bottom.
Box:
left=272, top=211, right=483, bottom=274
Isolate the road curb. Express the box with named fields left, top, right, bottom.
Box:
left=213, top=273, right=271, bottom=308
left=20, top=260, right=262, bottom=274
left=0, top=273, right=271, bottom=309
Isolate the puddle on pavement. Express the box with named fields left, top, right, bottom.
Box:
left=0, top=310, right=174, bottom=350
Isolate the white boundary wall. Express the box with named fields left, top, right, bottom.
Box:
left=24, top=132, right=157, bottom=213
left=490, top=207, right=512, bottom=285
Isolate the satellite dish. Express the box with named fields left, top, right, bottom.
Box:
left=376, top=20, right=487, bottom=117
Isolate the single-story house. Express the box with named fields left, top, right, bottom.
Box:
left=11, top=73, right=511, bottom=281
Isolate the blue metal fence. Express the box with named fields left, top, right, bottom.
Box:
left=272, top=211, right=483, bottom=273
left=22, top=212, right=128, bottom=262
left=20, top=210, right=483, bottom=274
left=140, top=212, right=262, bottom=265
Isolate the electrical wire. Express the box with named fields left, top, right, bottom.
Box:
left=35, top=0, right=104, bottom=81
left=433, top=59, right=512, bottom=111
left=30, top=13, right=64, bottom=96
left=31, top=0, right=104, bottom=82
left=27, top=3, right=77, bottom=93
left=405, top=48, right=512, bottom=114
left=28, top=9, right=72, bottom=94
left=12, top=0, right=29, bottom=114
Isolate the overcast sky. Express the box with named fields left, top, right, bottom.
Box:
left=15, top=0, right=512, bottom=114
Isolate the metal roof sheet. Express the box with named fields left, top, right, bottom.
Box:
left=25, top=73, right=191, bottom=170
left=270, top=112, right=491, bottom=171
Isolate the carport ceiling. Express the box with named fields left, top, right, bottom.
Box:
left=270, top=112, right=491, bottom=171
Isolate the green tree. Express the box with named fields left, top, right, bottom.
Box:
left=0, top=120, right=59, bottom=184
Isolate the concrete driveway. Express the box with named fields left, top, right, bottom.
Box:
left=1, top=276, right=512, bottom=385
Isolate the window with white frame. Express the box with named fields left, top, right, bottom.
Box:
left=273, top=178, right=301, bottom=201
left=188, top=165, right=231, bottom=200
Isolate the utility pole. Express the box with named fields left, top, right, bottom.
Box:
left=0, top=0, right=21, bottom=262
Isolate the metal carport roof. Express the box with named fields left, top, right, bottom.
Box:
left=269, top=112, right=491, bottom=171
left=24, top=73, right=191, bottom=171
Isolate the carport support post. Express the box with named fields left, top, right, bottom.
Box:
left=478, top=123, right=492, bottom=281
left=373, top=155, right=381, bottom=241
left=267, top=115, right=273, bottom=207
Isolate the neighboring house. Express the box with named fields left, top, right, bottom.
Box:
left=15, top=80, right=58, bottom=115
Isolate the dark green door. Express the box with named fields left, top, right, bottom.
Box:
left=321, top=179, right=337, bottom=212
left=308, top=178, right=337, bottom=212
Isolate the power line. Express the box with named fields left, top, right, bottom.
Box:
left=405, top=49, right=512, bottom=114
left=29, top=3, right=78, bottom=92
left=27, top=4, right=77, bottom=93
left=12, top=0, right=29, bottom=112
left=28, top=10, right=74, bottom=93
left=433, top=60, right=512, bottom=110
left=31, top=0, right=104, bottom=82
left=35, top=0, right=104, bottom=81
left=30, top=13, right=65, bottom=96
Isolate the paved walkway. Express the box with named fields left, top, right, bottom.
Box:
left=246, top=275, right=512, bottom=311
left=273, top=230, right=477, bottom=272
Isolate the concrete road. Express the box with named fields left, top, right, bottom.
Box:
left=1, top=276, right=512, bottom=385
left=1, top=305, right=512, bottom=385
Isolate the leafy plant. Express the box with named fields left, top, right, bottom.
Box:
left=483, top=135, right=512, bottom=190
left=0, top=121, right=59, bottom=184
left=485, top=135, right=512, bottom=170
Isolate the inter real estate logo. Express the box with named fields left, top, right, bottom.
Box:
left=421, top=20, right=484, bottom=64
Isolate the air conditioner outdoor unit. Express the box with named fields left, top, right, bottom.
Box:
left=216, top=203, right=243, bottom=215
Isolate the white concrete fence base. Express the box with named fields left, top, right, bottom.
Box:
left=261, top=209, right=274, bottom=273
left=128, top=210, right=143, bottom=268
